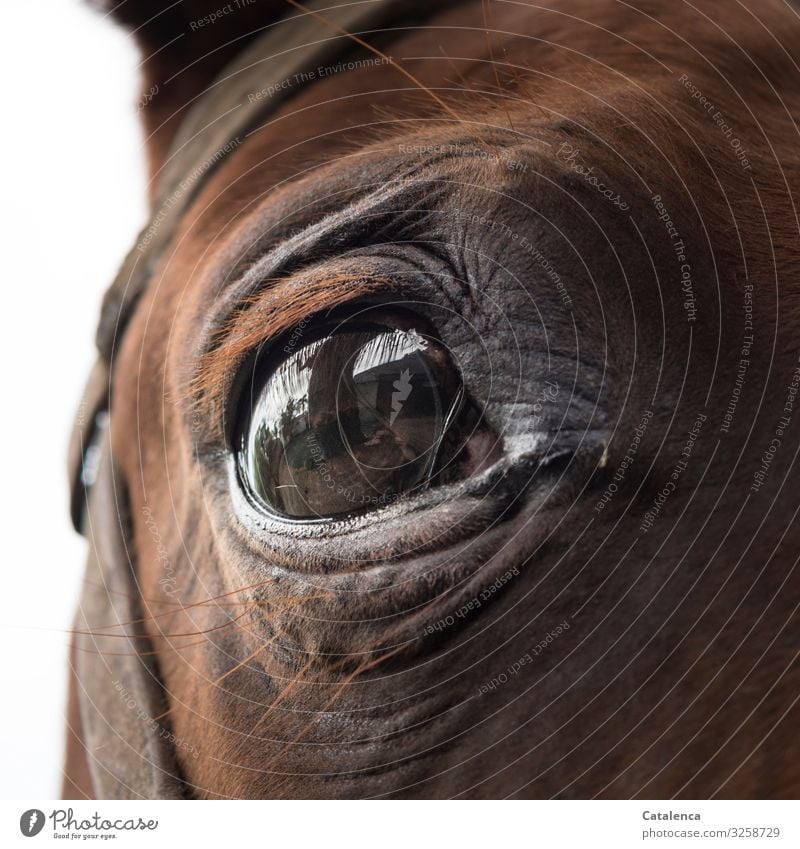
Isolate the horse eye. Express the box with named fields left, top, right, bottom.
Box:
left=238, top=318, right=471, bottom=520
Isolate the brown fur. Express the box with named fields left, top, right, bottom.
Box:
left=66, top=0, right=800, bottom=798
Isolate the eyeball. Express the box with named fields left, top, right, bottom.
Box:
left=237, top=315, right=471, bottom=520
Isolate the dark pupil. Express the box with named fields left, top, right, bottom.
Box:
left=242, top=324, right=462, bottom=519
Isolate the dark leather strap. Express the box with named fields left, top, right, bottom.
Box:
left=68, top=359, right=109, bottom=531
left=73, top=436, right=185, bottom=798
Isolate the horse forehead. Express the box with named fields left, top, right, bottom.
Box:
left=143, top=0, right=800, bottom=291
left=116, top=0, right=800, bottom=378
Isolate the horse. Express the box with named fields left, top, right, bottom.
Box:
left=64, top=0, right=800, bottom=799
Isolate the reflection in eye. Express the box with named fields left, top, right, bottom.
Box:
left=239, top=320, right=469, bottom=519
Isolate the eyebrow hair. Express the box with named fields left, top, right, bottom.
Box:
left=191, top=269, right=391, bottom=437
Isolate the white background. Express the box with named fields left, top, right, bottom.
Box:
left=1, top=0, right=145, bottom=798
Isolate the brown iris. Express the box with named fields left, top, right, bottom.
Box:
left=238, top=317, right=467, bottom=519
